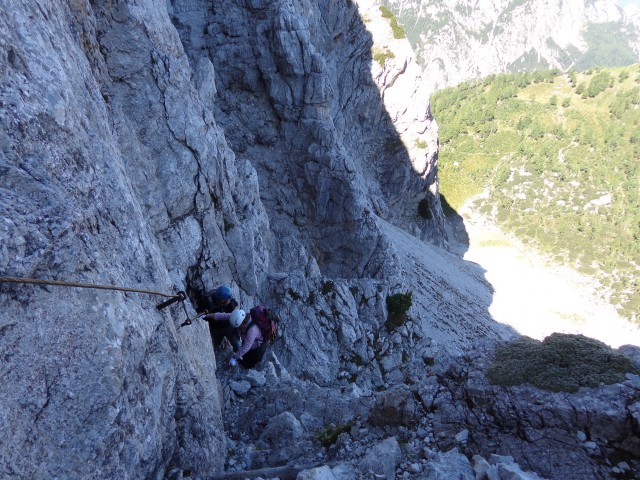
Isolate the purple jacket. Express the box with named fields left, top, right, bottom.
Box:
left=213, top=312, right=263, bottom=360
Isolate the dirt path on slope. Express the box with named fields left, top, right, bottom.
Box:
left=451, top=207, right=640, bottom=348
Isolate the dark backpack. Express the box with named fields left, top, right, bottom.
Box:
left=249, top=305, right=277, bottom=343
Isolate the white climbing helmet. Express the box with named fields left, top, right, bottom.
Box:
left=229, top=309, right=246, bottom=328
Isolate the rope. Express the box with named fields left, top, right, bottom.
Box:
left=0, top=276, right=175, bottom=298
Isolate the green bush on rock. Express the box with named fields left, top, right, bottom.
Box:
left=487, top=333, right=640, bottom=392
left=316, top=423, right=352, bottom=448
left=386, top=292, right=412, bottom=331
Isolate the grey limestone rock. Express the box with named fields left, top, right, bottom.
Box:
left=0, top=0, right=260, bottom=477
left=359, top=436, right=402, bottom=479
left=369, top=386, right=418, bottom=428
left=296, top=465, right=337, bottom=480
left=228, top=379, right=252, bottom=397
left=423, top=448, right=475, bottom=480
left=428, top=348, right=640, bottom=479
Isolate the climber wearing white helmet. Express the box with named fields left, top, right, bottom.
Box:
left=209, top=308, right=267, bottom=369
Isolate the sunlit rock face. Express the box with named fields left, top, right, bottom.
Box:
left=166, top=0, right=517, bottom=389
left=387, top=0, right=640, bottom=91
left=0, top=0, right=253, bottom=477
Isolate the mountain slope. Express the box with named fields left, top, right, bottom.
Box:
left=385, top=0, right=640, bottom=90
left=457, top=209, right=640, bottom=346
left=432, top=65, right=640, bottom=321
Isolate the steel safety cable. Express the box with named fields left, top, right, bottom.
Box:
left=0, top=276, right=186, bottom=310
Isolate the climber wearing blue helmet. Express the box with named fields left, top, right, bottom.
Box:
left=216, top=285, right=232, bottom=301
left=198, top=285, right=240, bottom=351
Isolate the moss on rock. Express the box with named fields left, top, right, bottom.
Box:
left=487, top=333, right=640, bottom=392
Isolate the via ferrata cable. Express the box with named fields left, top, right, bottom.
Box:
left=0, top=276, right=186, bottom=310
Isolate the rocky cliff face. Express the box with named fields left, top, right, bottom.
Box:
left=0, top=0, right=238, bottom=477
left=0, top=0, right=455, bottom=477
left=2, top=1, right=639, bottom=479
left=386, top=0, right=640, bottom=91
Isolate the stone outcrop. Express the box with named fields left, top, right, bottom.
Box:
left=216, top=346, right=639, bottom=479
left=0, top=0, right=257, bottom=477
left=426, top=346, right=640, bottom=479
left=170, top=0, right=447, bottom=258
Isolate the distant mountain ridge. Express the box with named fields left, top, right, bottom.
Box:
left=384, top=0, right=640, bottom=90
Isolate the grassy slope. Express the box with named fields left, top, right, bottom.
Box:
left=432, top=66, right=640, bottom=322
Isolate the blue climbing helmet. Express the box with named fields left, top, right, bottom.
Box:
left=212, top=285, right=232, bottom=302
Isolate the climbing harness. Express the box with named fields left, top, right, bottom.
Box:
left=0, top=276, right=186, bottom=311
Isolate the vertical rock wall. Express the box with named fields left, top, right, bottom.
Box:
left=169, top=0, right=447, bottom=281
left=165, top=0, right=461, bottom=387
left=0, top=0, right=478, bottom=478
left=0, top=0, right=270, bottom=477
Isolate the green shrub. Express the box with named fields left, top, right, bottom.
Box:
left=516, top=115, right=532, bottom=130
left=379, top=5, right=394, bottom=18
left=487, top=333, right=640, bottom=392
left=386, top=291, right=412, bottom=331
left=414, top=138, right=428, bottom=149
left=317, top=423, right=352, bottom=448
left=373, top=47, right=395, bottom=67
left=587, top=71, right=613, bottom=97
left=378, top=5, right=406, bottom=39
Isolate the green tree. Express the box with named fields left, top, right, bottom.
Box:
left=379, top=6, right=406, bottom=39
left=517, top=115, right=532, bottom=130
left=587, top=71, right=613, bottom=97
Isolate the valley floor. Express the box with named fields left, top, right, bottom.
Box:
left=452, top=205, right=640, bottom=348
